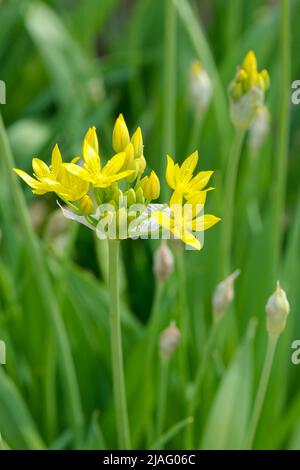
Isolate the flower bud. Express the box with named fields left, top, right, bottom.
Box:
left=135, top=186, right=145, bottom=204
left=140, top=170, right=160, bottom=201
left=79, top=195, right=94, bottom=214
left=125, top=188, right=136, bottom=207
left=212, top=269, right=240, bottom=321
left=112, top=113, right=130, bottom=152
left=189, top=60, right=212, bottom=113
left=159, top=321, right=180, bottom=360
left=248, top=105, right=270, bottom=152
left=123, top=142, right=135, bottom=170
left=153, top=241, right=174, bottom=283
left=136, top=155, right=146, bottom=176
left=131, top=127, right=143, bottom=159
left=229, top=50, right=270, bottom=128
left=266, top=281, right=290, bottom=337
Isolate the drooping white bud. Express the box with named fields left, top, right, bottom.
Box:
left=153, top=241, right=174, bottom=283
left=189, top=61, right=213, bottom=114
left=266, top=281, right=290, bottom=336
left=212, top=269, right=240, bottom=321
left=159, top=322, right=181, bottom=360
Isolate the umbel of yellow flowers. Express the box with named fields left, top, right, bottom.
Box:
left=13, top=114, right=220, bottom=249
left=229, top=50, right=270, bottom=128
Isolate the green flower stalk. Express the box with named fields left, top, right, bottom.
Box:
left=221, top=50, right=270, bottom=277
left=247, top=281, right=290, bottom=449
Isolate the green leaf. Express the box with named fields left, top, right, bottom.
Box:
left=201, top=321, right=256, bottom=450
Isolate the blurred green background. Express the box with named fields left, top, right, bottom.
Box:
left=0, top=0, right=300, bottom=450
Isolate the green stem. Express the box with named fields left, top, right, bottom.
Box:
left=162, top=0, right=176, bottom=197
left=0, top=114, right=83, bottom=445
left=188, top=112, right=204, bottom=154
left=220, top=127, right=246, bottom=278
left=157, top=357, right=169, bottom=438
left=269, top=0, right=291, bottom=283
left=108, top=239, right=131, bottom=449
left=146, top=281, right=164, bottom=445
left=175, top=249, right=190, bottom=383
left=185, top=321, right=218, bottom=448
left=246, top=333, right=278, bottom=449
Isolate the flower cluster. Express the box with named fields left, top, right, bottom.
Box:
left=13, top=115, right=220, bottom=249
left=229, top=50, right=270, bottom=128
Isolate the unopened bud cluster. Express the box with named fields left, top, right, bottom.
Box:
left=229, top=51, right=270, bottom=128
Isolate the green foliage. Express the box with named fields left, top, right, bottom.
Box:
left=0, top=0, right=299, bottom=450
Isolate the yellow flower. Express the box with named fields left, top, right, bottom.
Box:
left=166, top=151, right=213, bottom=202
left=152, top=190, right=220, bottom=250
left=139, top=170, right=160, bottom=201
left=13, top=144, right=89, bottom=202
left=65, top=127, right=134, bottom=188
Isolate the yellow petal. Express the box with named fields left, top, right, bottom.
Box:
left=165, top=155, right=176, bottom=189
left=151, top=211, right=173, bottom=233
left=51, top=144, right=62, bottom=178
left=170, top=190, right=183, bottom=207
left=32, top=158, right=51, bottom=180
left=82, top=127, right=101, bottom=174
left=242, top=50, right=257, bottom=75
left=102, top=152, right=126, bottom=176
left=181, top=230, right=201, bottom=250
left=179, top=151, right=198, bottom=185
left=65, top=163, right=92, bottom=182
left=191, top=214, right=221, bottom=231
left=188, top=170, right=213, bottom=192
left=13, top=168, right=40, bottom=189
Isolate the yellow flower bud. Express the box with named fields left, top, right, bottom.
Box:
left=79, top=195, right=94, bottom=214
left=131, top=127, right=143, bottom=159
left=229, top=50, right=270, bottom=128
left=123, top=142, right=135, bottom=170
left=141, top=171, right=160, bottom=201
left=112, top=113, right=130, bottom=152
left=136, top=155, right=146, bottom=176
left=159, top=321, right=180, bottom=360
left=261, top=69, right=270, bottom=91
left=266, top=281, right=290, bottom=337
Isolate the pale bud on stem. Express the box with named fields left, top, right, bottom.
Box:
left=153, top=241, right=174, bottom=283
left=189, top=61, right=212, bottom=114
left=159, top=321, right=180, bottom=360
left=266, top=281, right=290, bottom=337
left=212, top=269, right=240, bottom=321
left=248, top=105, right=270, bottom=152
